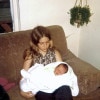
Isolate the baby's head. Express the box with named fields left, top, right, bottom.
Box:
left=54, top=63, right=68, bottom=75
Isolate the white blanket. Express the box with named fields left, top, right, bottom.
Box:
left=20, top=62, right=79, bottom=96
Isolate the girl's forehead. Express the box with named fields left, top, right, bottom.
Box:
left=39, top=36, right=50, bottom=42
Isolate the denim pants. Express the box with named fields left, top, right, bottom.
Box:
left=35, top=85, right=73, bottom=100
left=0, top=85, right=10, bottom=100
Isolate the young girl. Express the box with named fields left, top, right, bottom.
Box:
left=22, top=26, right=62, bottom=71
left=20, top=26, right=74, bottom=100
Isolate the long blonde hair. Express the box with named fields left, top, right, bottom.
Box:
left=23, top=26, right=54, bottom=60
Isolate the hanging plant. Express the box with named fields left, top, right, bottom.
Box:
left=69, top=0, right=92, bottom=27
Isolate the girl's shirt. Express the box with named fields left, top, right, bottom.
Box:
left=33, top=49, right=56, bottom=66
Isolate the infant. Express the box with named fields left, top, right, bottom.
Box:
left=19, top=62, right=79, bottom=96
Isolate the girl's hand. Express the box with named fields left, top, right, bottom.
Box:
left=20, top=91, right=34, bottom=98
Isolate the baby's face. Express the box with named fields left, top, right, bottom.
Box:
left=54, top=64, right=67, bottom=75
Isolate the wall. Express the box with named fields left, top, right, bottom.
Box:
left=18, top=0, right=80, bottom=56
left=79, top=0, right=100, bottom=70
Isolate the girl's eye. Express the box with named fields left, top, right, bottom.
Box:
left=39, top=41, right=49, bottom=45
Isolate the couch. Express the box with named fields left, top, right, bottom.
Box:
left=0, top=25, right=100, bottom=100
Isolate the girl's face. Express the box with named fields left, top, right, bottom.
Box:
left=37, top=36, right=50, bottom=54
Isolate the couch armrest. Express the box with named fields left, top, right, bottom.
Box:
left=63, top=49, right=100, bottom=95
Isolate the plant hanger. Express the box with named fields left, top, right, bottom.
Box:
left=74, top=0, right=82, bottom=7
left=69, top=0, right=92, bottom=28
left=74, top=0, right=88, bottom=8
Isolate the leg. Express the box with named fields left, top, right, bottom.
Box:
left=52, top=85, right=73, bottom=100
left=35, top=91, right=52, bottom=100
left=0, top=85, right=10, bottom=100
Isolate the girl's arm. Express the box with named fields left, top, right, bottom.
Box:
left=22, top=59, right=33, bottom=71
left=20, top=48, right=34, bottom=98
left=20, top=57, right=33, bottom=98
left=22, top=48, right=33, bottom=71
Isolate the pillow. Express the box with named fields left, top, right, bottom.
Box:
left=66, top=58, right=100, bottom=95
left=0, top=77, right=15, bottom=91
left=4, top=82, right=15, bottom=91
left=0, top=77, right=8, bottom=86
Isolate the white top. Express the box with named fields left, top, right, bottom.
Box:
left=19, top=62, right=79, bottom=96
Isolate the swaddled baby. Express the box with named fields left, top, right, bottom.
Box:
left=19, top=62, right=79, bottom=96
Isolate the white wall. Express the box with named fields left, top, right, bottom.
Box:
left=18, top=0, right=80, bottom=56
left=79, top=0, right=100, bottom=70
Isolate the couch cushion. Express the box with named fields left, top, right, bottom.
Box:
left=47, top=25, right=68, bottom=58
left=73, top=88, right=100, bottom=100
left=0, top=34, right=17, bottom=81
